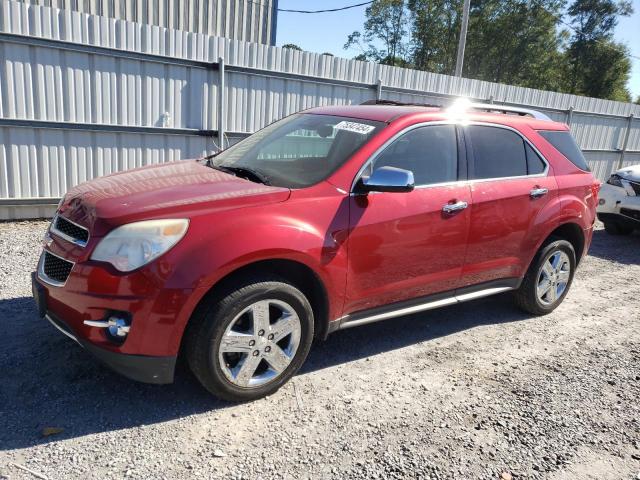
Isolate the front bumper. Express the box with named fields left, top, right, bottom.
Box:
left=33, top=272, right=176, bottom=384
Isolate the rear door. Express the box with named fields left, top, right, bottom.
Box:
left=460, top=124, right=558, bottom=287
left=345, top=123, right=472, bottom=314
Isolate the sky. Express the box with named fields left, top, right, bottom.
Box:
left=276, top=0, right=640, bottom=101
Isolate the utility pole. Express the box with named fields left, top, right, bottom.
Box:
left=454, top=0, right=471, bottom=77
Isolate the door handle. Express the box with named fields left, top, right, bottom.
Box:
left=442, top=201, right=468, bottom=215
left=530, top=187, right=549, bottom=199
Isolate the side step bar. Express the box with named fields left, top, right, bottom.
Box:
left=335, top=284, right=516, bottom=331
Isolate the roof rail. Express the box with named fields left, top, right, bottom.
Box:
left=360, top=99, right=552, bottom=121
left=360, top=99, right=443, bottom=108
left=466, top=103, right=552, bottom=121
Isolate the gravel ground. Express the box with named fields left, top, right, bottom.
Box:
left=0, top=220, right=639, bottom=480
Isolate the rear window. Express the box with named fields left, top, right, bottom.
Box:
left=538, top=130, right=590, bottom=172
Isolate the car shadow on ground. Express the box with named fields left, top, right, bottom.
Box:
left=0, top=292, right=531, bottom=451
left=586, top=229, right=640, bottom=265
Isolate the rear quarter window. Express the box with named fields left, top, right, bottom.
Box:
left=538, top=130, right=590, bottom=172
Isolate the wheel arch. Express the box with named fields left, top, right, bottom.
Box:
left=181, top=258, right=331, bottom=355
left=544, top=222, right=586, bottom=264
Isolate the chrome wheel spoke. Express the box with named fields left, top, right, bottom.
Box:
left=264, top=345, right=291, bottom=374
left=542, top=261, right=555, bottom=279
left=234, top=354, right=262, bottom=387
left=270, top=313, right=298, bottom=343
left=220, top=332, right=255, bottom=353
left=557, top=269, right=570, bottom=284
left=250, top=300, right=271, bottom=334
left=537, top=279, right=552, bottom=298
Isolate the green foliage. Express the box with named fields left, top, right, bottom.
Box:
left=408, top=0, right=461, bottom=74
left=344, top=0, right=411, bottom=65
left=281, top=43, right=302, bottom=51
left=344, top=0, right=635, bottom=102
left=561, top=0, right=633, bottom=101
left=464, top=0, right=566, bottom=91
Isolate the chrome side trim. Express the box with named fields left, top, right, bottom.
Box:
left=37, top=249, right=75, bottom=288
left=45, top=314, right=80, bottom=344
left=50, top=214, right=90, bottom=248
left=337, top=286, right=514, bottom=330
left=455, top=286, right=513, bottom=302
left=350, top=121, right=551, bottom=194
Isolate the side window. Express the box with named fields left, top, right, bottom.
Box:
left=467, top=126, right=527, bottom=179
left=525, top=143, right=546, bottom=175
left=538, top=130, right=590, bottom=171
left=372, top=125, right=458, bottom=185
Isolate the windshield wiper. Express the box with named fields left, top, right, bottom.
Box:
left=206, top=162, right=271, bottom=185
left=222, top=166, right=271, bottom=185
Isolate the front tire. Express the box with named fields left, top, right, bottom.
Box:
left=514, top=239, right=576, bottom=315
left=185, top=275, right=314, bottom=402
left=604, top=222, right=634, bottom=235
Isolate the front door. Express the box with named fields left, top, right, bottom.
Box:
left=345, top=124, right=472, bottom=314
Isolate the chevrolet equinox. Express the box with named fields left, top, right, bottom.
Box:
left=33, top=101, right=599, bottom=401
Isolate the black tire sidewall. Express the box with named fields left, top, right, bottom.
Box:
left=529, top=240, right=576, bottom=313
left=198, top=281, right=314, bottom=401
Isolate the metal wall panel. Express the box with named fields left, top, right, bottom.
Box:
left=2, top=0, right=640, bottom=220
left=0, top=124, right=209, bottom=201
left=17, top=0, right=276, bottom=45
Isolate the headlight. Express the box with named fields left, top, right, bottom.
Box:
left=91, top=219, right=189, bottom=272
left=606, top=174, right=623, bottom=187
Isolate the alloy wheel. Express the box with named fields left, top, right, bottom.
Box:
left=536, top=250, right=571, bottom=306
left=218, top=299, right=302, bottom=388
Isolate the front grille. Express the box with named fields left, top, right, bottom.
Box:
left=42, top=251, right=74, bottom=284
left=629, top=181, right=640, bottom=196
left=52, top=215, right=89, bottom=246
left=620, top=208, right=640, bottom=222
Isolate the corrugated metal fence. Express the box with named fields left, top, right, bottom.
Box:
left=1, top=0, right=639, bottom=219
left=15, top=0, right=277, bottom=45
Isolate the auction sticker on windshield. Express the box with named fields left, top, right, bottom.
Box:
left=334, top=121, right=376, bottom=135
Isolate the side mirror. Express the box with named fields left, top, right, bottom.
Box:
left=356, top=166, right=415, bottom=194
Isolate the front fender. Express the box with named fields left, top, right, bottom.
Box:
left=156, top=188, right=351, bottom=352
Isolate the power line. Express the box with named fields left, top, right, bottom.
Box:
left=278, top=1, right=373, bottom=13
left=245, top=0, right=374, bottom=14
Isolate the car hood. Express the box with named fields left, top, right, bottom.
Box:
left=615, top=165, right=640, bottom=182
left=58, top=160, right=291, bottom=235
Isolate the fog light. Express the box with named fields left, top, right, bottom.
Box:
left=598, top=198, right=606, bottom=205
left=84, top=313, right=131, bottom=343
left=107, top=317, right=130, bottom=337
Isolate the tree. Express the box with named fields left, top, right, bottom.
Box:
left=344, top=0, right=411, bottom=66
left=408, top=0, right=461, bottom=75
left=562, top=0, right=633, bottom=101
left=462, top=0, right=566, bottom=90
left=282, top=43, right=302, bottom=51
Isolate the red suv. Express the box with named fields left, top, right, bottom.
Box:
left=32, top=101, right=598, bottom=401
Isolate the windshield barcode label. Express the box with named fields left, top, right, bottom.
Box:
left=334, top=121, right=375, bottom=135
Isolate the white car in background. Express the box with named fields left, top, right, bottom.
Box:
left=597, top=165, right=640, bottom=235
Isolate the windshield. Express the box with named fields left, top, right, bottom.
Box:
left=212, top=114, right=385, bottom=188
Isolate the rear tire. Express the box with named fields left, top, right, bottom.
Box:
left=184, top=275, right=314, bottom=402
left=514, top=238, right=576, bottom=316
left=604, top=222, right=634, bottom=235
